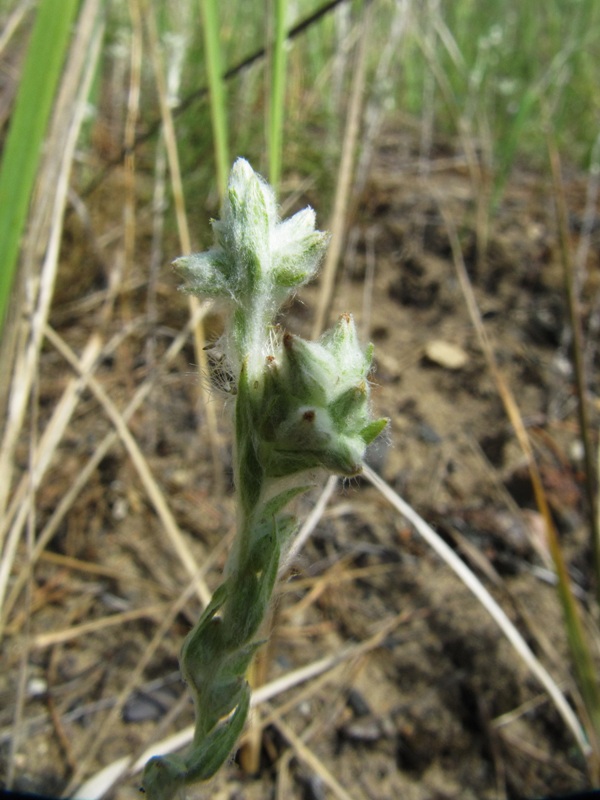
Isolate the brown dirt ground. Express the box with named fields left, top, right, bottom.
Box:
left=2, top=119, right=600, bottom=800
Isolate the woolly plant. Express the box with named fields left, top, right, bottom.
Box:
left=142, top=158, right=387, bottom=800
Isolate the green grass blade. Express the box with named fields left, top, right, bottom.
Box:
left=268, top=0, right=288, bottom=190
left=0, top=0, right=80, bottom=335
left=200, top=0, right=230, bottom=197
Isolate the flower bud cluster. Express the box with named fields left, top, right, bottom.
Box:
left=255, top=313, right=388, bottom=478
left=174, top=158, right=329, bottom=376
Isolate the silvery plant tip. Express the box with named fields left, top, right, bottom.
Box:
left=174, top=158, right=330, bottom=378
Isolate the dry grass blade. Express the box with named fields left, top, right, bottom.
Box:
left=0, top=0, right=104, bottom=609
left=438, top=198, right=600, bottom=763
left=0, top=337, right=103, bottom=620
left=361, top=463, right=590, bottom=756
left=547, top=132, right=599, bottom=586
left=37, top=551, right=173, bottom=595
left=0, top=0, right=79, bottom=356
left=0, top=1, right=32, bottom=57
left=44, top=325, right=211, bottom=606
left=0, top=0, right=102, bottom=515
left=121, top=0, right=143, bottom=326
left=413, top=21, right=489, bottom=266
left=353, top=0, right=410, bottom=198
left=276, top=750, right=294, bottom=800
left=0, top=0, right=98, bottom=504
left=0, top=302, right=209, bottom=634
left=281, top=475, right=338, bottom=573
left=6, top=380, right=37, bottom=790
left=142, top=0, right=224, bottom=491
left=30, top=604, right=167, bottom=650
left=269, top=712, right=358, bottom=800
left=2, top=5, right=103, bottom=785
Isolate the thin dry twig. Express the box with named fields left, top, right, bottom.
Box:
left=281, top=475, right=338, bottom=574
left=312, top=1, right=373, bottom=337
left=270, top=712, right=359, bottom=800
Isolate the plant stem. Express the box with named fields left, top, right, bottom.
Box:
left=547, top=134, right=600, bottom=600
left=200, top=0, right=230, bottom=197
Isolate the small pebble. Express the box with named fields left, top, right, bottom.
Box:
left=569, top=439, right=584, bottom=461
left=27, top=678, right=47, bottom=697
left=423, top=340, right=468, bottom=370
left=347, top=688, right=371, bottom=717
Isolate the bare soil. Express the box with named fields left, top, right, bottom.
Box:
left=2, top=119, right=600, bottom=800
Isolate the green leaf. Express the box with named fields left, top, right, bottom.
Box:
left=268, top=0, right=288, bottom=190
left=142, top=755, right=187, bottom=800
left=185, top=685, right=251, bottom=783
left=360, top=418, right=389, bottom=445
left=328, top=383, right=368, bottom=430
left=141, top=688, right=251, bottom=800
left=0, top=0, right=80, bottom=333
left=199, top=0, right=229, bottom=197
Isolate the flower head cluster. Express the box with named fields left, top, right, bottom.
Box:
left=255, top=314, right=387, bottom=477
left=174, top=158, right=329, bottom=375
